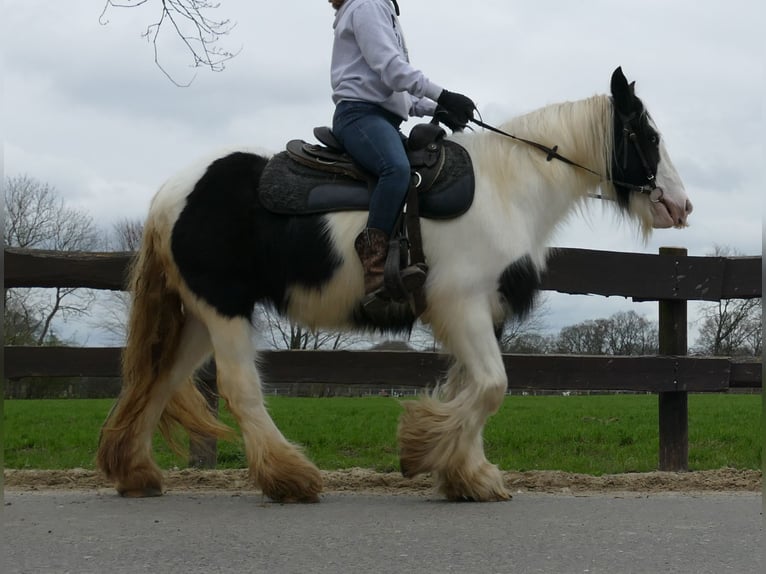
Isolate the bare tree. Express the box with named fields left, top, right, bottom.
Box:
left=555, top=318, right=610, bottom=355
left=694, top=298, right=762, bottom=356
left=4, top=175, right=100, bottom=345
left=603, top=311, right=658, bottom=355
left=255, top=305, right=367, bottom=351
left=692, top=246, right=762, bottom=357
left=4, top=292, right=45, bottom=346
left=109, top=217, right=144, bottom=251
left=502, top=332, right=555, bottom=354
left=5, top=176, right=100, bottom=251
left=99, top=0, right=238, bottom=85
left=553, top=311, right=657, bottom=355
left=93, top=218, right=145, bottom=343
left=496, top=295, right=551, bottom=353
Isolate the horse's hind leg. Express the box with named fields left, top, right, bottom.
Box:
left=398, top=297, right=510, bottom=501
left=99, top=316, right=213, bottom=497
left=203, top=311, right=323, bottom=503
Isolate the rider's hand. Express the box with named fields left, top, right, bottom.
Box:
left=434, top=105, right=468, bottom=132
left=436, top=90, right=476, bottom=126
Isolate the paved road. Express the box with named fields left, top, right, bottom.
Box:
left=3, top=491, right=762, bottom=574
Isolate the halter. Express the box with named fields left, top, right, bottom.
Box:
left=470, top=111, right=663, bottom=203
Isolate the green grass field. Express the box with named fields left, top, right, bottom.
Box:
left=4, top=394, right=761, bottom=474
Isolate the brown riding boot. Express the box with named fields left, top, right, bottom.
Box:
left=354, top=228, right=389, bottom=295
left=354, top=228, right=428, bottom=301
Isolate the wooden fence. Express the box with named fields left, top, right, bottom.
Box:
left=3, top=246, right=762, bottom=472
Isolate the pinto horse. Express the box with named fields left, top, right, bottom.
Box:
left=97, top=67, right=692, bottom=502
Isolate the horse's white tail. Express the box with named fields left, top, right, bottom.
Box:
left=97, top=215, right=231, bottom=494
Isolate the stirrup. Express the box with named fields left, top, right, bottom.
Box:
left=398, top=263, right=428, bottom=294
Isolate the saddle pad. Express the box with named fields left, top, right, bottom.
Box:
left=258, top=141, right=474, bottom=220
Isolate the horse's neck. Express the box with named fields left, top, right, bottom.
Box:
left=457, top=95, right=613, bottom=256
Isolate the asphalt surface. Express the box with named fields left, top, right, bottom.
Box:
left=3, top=490, right=762, bottom=574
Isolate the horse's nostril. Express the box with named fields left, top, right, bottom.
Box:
left=685, top=199, right=694, bottom=214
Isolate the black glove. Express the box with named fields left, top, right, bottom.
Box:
left=434, top=105, right=468, bottom=132
left=437, top=90, right=476, bottom=126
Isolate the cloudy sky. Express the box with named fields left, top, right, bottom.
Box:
left=4, top=0, right=764, bottom=345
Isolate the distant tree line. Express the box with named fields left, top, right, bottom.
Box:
left=3, top=175, right=761, bottom=358
left=499, top=310, right=660, bottom=356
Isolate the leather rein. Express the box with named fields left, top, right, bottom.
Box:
left=469, top=113, right=663, bottom=203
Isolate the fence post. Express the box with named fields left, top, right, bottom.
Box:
left=188, top=363, right=219, bottom=469
left=658, top=246, right=689, bottom=471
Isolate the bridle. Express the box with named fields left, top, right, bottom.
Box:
left=469, top=108, right=664, bottom=203
left=610, top=109, right=662, bottom=200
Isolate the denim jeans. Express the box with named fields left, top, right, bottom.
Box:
left=332, top=101, right=410, bottom=235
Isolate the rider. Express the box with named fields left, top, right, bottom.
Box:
left=329, top=0, right=476, bottom=299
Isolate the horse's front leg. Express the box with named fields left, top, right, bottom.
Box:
left=205, top=313, right=323, bottom=502
left=398, top=298, right=510, bottom=501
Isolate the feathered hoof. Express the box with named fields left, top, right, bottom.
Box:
left=116, top=473, right=163, bottom=497
left=118, top=486, right=164, bottom=498
left=262, top=471, right=323, bottom=503
left=436, top=462, right=511, bottom=502
left=397, top=397, right=454, bottom=478
left=112, top=466, right=164, bottom=498
left=255, top=450, right=324, bottom=503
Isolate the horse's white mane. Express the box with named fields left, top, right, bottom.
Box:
left=509, top=94, right=613, bottom=177
left=473, top=94, right=614, bottom=194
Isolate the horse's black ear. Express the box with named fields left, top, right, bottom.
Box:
left=611, top=67, right=633, bottom=112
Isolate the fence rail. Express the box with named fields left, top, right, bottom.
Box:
left=3, top=346, right=759, bottom=393
left=4, top=246, right=761, bottom=299
left=3, top=246, right=762, bottom=473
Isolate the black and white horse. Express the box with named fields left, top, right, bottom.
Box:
left=98, top=68, right=692, bottom=502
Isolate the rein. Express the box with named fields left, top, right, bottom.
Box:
left=469, top=116, right=662, bottom=202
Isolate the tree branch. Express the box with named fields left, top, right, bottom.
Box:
left=100, top=0, right=239, bottom=86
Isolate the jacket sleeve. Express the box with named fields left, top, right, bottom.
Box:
left=410, top=96, right=438, bottom=117
left=351, top=2, right=443, bottom=102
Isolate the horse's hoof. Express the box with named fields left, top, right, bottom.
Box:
left=258, top=461, right=323, bottom=504
left=264, top=488, right=321, bottom=504
left=437, top=462, right=512, bottom=502
left=445, top=489, right=512, bottom=503
left=400, top=459, right=415, bottom=478
left=119, top=487, right=163, bottom=498
left=273, top=492, right=321, bottom=504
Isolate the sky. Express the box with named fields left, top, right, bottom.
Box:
left=3, top=0, right=764, bottom=346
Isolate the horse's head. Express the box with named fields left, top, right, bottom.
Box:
left=609, top=67, right=693, bottom=230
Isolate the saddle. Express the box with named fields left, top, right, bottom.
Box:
left=260, top=123, right=474, bottom=219
left=259, top=123, right=475, bottom=317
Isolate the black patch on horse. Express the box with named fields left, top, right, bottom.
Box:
left=171, top=152, right=342, bottom=319
left=497, top=254, right=541, bottom=320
